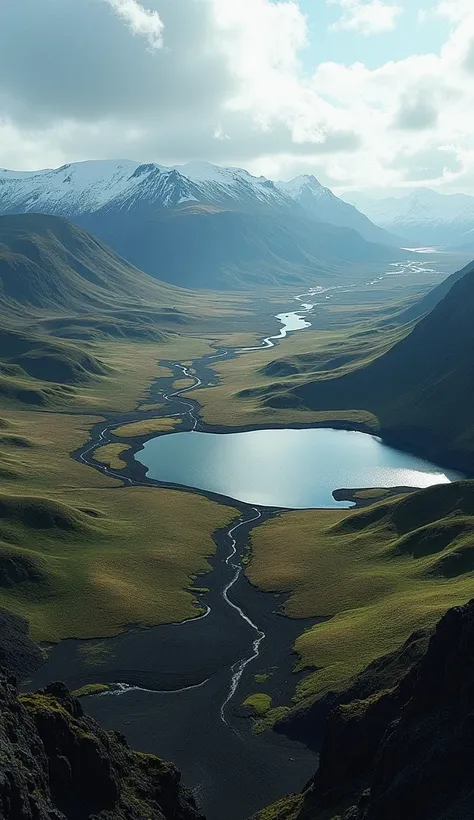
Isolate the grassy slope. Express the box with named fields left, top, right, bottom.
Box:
left=247, top=482, right=474, bottom=706
left=0, top=212, right=202, bottom=313
left=190, top=309, right=408, bottom=429
left=283, top=265, right=474, bottom=468
left=92, top=443, right=131, bottom=470
left=0, top=409, right=237, bottom=642
left=79, top=203, right=405, bottom=290
left=0, top=213, right=253, bottom=413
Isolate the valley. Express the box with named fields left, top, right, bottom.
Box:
left=4, top=6, right=474, bottom=818
left=4, top=249, right=469, bottom=820
left=1, top=207, right=474, bottom=820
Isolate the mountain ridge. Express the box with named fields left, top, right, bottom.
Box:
left=277, top=175, right=399, bottom=245
left=0, top=159, right=404, bottom=289
left=287, top=257, right=474, bottom=470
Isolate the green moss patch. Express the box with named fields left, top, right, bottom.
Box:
left=243, top=693, right=272, bottom=715
left=71, top=683, right=112, bottom=698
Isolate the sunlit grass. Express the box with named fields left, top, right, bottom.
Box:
left=93, top=443, right=131, bottom=470
left=0, top=409, right=237, bottom=641
left=248, top=483, right=474, bottom=703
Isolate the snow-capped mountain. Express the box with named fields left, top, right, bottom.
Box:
left=344, top=188, right=474, bottom=246
left=0, top=159, right=291, bottom=217
left=277, top=175, right=398, bottom=245
left=0, top=159, right=406, bottom=289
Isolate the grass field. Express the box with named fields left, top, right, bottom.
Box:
left=68, top=336, right=215, bottom=414
left=93, top=443, right=131, bottom=470
left=247, top=482, right=474, bottom=705
left=113, top=417, right=182, bottom=438
left=0, top=409, right=237, bottom=642
left=172, top=378, right=196, bottom=390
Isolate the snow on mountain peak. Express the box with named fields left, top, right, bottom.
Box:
left=0, top=158, right=293, bottom=216
left=0, top=157, right=400, bottom=248
left=277, top=174, right=327, bottom=199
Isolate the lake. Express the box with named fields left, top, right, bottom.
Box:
left=135, top=427, right=461, bottom=508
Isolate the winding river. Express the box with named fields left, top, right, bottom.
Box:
left=28, top=275, right=461, bottom=820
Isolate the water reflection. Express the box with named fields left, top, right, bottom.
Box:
left=135, top=428, right=461, bottom=509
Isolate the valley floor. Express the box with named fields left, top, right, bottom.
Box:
left=3, top=251, right=474, bottom=820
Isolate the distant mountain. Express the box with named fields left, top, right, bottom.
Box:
left=277, top=175, right=399, bottom=245
left=0, top=160, right=291, bottom=215
left=0, top=161, right=405, bottom=289
left=344, top=188, right=474, bottom=246
left=271, top=258, right=474, bottom=470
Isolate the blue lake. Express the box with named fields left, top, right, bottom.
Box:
left=135, top=427, right=461, bottom=508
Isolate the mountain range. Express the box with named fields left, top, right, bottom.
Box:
left=344, top=188, right=474, bottom=248
left=0, top=160, right=403, bottom=289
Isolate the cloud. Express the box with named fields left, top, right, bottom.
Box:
left=105, top=0, right=164, bottom=49
left=393, top=87, right=439, bottom=131
left=1, top=0, right=474, bottom=194
left=329, top=0, right=403, bottom=35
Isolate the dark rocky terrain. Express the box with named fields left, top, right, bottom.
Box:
left=0, top=674, right=204, bottom=820
left=0, top=609, right=44, bottom=681
left=257, top=599, right=474, bottom=820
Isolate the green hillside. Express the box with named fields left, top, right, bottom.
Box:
left=248, top=481, right=474, bottom=716
left=0, top=212, right=192, bottom=315
left=0, top=213, right=236, bottom=408
left=257, top=261, right=474, bottom=469
left=79, top=204, right=406, bottom=290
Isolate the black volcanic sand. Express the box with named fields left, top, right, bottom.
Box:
left=27, top=509, right=320, bottom=820
left=28, top=310, right=324, bottom=820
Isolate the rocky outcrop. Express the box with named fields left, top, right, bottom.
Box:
left=257, top=599, right=474, bottom=820
left=0, top=609, right=44, bottom=680
left=350, top=599, right=474, bottom=820
left=0, top=675, right=204, bottom=820
left=275, top=628, right=429, bottom=748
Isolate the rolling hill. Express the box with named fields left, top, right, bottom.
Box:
left=0, top=160, right=405, bottom=289
left=0, top=213, right=198, bottom=406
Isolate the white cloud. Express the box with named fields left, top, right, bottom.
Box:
left=329, top=0, right=403, bottom=35
left=3, top=0, right=474, bottom=193
left=105, top=0, right=164, bottom=49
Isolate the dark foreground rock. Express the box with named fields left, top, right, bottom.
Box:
left=0, top=674, right=204, bottom=820
left=0, top=608, right=44, bottom=681
left=256, top=599, right=474, bottom=820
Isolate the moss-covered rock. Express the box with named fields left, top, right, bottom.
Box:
left=0, top=675, right=204, bottom=820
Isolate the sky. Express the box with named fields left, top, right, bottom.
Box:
left=1, top=0, right=474, bottom=194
